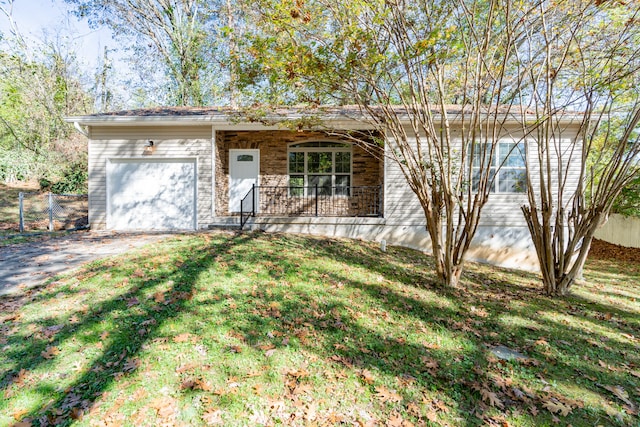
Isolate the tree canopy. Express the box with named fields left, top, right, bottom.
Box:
left=64, top=0, right=233, bottom=106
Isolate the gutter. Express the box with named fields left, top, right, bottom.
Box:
left=65, top=110, right=586, bottom=130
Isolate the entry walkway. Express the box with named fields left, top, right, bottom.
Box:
left=0, top=231, right=172, bottom=296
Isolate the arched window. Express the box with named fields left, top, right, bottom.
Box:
left=288, top=141, right=352, bottom=196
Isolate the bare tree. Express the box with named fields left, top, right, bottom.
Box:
left=244, top=0, right=538, bottom=287
left=517, top=1, right=640, bottom=295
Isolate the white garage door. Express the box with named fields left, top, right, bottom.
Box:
left=107, top=158, right=196, bottom=230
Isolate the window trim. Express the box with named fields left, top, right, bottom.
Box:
left=470, top=140, right=527, bottom=194
left=288, top=141, right=353, bottom=197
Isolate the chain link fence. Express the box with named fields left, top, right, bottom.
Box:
left=19, top=192, right=89, bottom=232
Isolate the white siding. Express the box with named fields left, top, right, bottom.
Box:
left=88, top=126, right=213, bottom=229
left=384, top=140, right=426, bottom=225
left=383, top=125, right=582, bottom=228
left=525, top=133, right=583, bottom=214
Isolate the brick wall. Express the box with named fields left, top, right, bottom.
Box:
left=215, top=130, right=383, bottom=216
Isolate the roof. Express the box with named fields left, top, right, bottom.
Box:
left=66, top=105, right=585, bottom=130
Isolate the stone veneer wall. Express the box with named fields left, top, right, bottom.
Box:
left=215, top=130, right=383, bottom=216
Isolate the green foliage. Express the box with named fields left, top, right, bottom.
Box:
left=66, top=0, right=226, bottom=106
left=612, top=175, right=640, bottom=217
left=0, top=148, right=35, bottom=182
left=41, top=161, right=88, bottom=194
left=0, top=39, right=91, bottom=183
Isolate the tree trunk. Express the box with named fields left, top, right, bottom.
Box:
left=526, top=208, right=600, bottom=297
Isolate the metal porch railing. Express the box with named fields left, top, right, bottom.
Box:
left=239, top=185, right=382, bottom=229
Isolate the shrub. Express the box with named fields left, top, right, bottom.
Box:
left=45, top=162, right=88, bottom=194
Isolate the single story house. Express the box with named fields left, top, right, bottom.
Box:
left=67, top=106, right=581, bottom=271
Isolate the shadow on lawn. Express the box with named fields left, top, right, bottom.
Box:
left=0, top=233, right=251, bottom=426
left=199, top=232, right=637, bottom=425
left=0, top=231, right=637, bottom=426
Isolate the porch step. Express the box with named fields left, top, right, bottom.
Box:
left=206, top=216, right=253, bottom=230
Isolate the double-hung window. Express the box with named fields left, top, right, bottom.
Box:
left=471, top=141, right=526, bottom=193
left=288, top=142, right=352, bottom=196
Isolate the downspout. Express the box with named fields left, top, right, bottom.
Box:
left=74, top=121, right=89, bottom=137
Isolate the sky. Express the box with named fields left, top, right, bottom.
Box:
left=0, top=0, right=116, bottom=69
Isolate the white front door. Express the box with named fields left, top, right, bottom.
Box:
left=229, top=149, right=260, bottom=213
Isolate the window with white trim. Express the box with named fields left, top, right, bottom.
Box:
left=288, top=141, right=352, bottom=196
left=471, top=141, right=526, bottom=193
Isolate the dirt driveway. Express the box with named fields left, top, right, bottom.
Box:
left=0, top=231, right=173, bottom=296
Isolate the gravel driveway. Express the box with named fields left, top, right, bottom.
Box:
left=0, top=231, right=173, bottom=296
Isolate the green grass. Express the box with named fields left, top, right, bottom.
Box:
left=0, top=232, right=638, bottom=426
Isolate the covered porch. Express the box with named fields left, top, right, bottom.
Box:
left=214, top=129, right=384, bottom=226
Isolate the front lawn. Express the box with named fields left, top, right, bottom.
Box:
left=1, top=232, right=638, bottom=426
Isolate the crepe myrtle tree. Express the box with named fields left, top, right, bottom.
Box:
left=242, top=0, right=538, bottom=287
left=516, top=0, right=640, bottom=296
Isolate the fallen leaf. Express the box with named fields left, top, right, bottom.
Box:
left=387, top=412, right=404, bottom=426
left=181, top=378, right=198, bottom=390
left=406, top=402, right=420, bottom=416
left=150, top=396, right=178, bottom=421
left=480, top=388, right=504, bottom=409
left=176, top=362, right=198, bottom=374
left=433, top=398, right=449, bottom=413
left=197, top=379, right=214, bottom=392
left=602, top=384, right=635, bottom=408
left=153, top=291, right=166, bottom=303
left=173, top=333, right=193, bottom=343
left=41, top=345, right=59, bottom=359
left=425, top=409, right=439, bottom=422
left=132, top=268, right=145, bottom=278
left=229, top=345, right=243, bottom=353
left=360, top=369, right=375, bottom=384
left=70, top=407, right=84, bottom=420
left=258, top=343, right=275, bottom=351
left=326, top=412, right=344, bottom=423
left=126, top=297, right=140, bottom=307
left=140, top=318, right=156, bottom=326
left=12, top=369, right=28, bottom=386
left=535, top=338, right=549, bottom=346
left=202, top=408, right=224, bottom=425
left=542, top=400, right=572, bottom=417
left=375, top=385, right=403, bottom=403
left=420, top=356, right=439, bottom=372
left=12, top=408, right=29, bottom=420
left=286, top=368, right=309, bottom=379
left=122, top=358, right=140, bottom=372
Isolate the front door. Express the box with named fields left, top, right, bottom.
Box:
left=229, top=149, right=260, bottom=213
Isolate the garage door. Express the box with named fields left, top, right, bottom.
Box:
left=107, top=158, right=196, bottom=230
